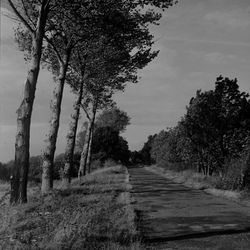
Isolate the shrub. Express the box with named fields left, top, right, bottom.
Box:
left=90, top=159, right=103, bottom=171
left=0, top=162, right=11, bottom=182
left=218, top=156, right=248, bottom=190
left=104, top=159, right=117, bottom=168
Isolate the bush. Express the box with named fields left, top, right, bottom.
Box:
left=104, top=159, right=117, bottom=168
left=0, top=162, right=11, bottom=182
left=218, top=156, right=247, bottom=190
left=90, top=159, right=103, bottom=171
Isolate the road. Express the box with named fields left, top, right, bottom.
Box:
left=128, top=167, right=250, bottom=243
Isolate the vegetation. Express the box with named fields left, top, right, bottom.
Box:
left=7, top=0, right=176, bottom=203
left=77, top=107, right=131, bottom=170
left=140, top=76, right=250, bottom=191
left=0, top=166, right=142, bottom=250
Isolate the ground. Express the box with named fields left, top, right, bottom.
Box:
left=0, top=166, right=140, bottom=250
left=2, top=166, right=250, bottom=249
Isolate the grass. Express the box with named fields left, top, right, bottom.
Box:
left=146, top=165, right=250, bottom=207
left=0, top=165, right=142, bottom=250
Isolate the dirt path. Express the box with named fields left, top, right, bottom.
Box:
left=128, top=167, right=250, bottom=246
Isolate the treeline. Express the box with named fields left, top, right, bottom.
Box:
left=7, top=0, right=176, bottom=203
left=137, top=76, right=250, bottom=190
left=0, top=107, right=130, bottom=183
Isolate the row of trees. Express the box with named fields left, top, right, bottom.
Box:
left=0, top=107, right=131, bottom=183
left=7, top=0, right=176, bottom=203
left=139, top=76, right=250, bottom=190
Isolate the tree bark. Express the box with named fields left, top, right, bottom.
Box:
left=78, top=121, right=92, bottom=182
left=10, top=1, right=49, bottom=204
left=62, top=83, right=84, bottom=187
left=41, top=51, right=71, bottom=194
left=87, top=129, right=93, bottom=174
left=78, top=106, right=96, bottom=182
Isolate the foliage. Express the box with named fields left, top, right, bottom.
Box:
left=92, top=127, right=130, bottom=165
left=104, top=159, right=118, bottom=168
left=0, top=162, right=11, bottom=182
left=139, top=135, right=156, bottom=165
left=130, top=151, right=143, bottom=165
left=95, top=107, right=130, bottom=133
left=144, top=76, right=250, bottom=190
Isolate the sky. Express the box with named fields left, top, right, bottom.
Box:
left=1, top=0, right=250, bottom=162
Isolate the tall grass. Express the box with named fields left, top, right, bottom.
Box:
left=0, top=166, right=142, bottom=250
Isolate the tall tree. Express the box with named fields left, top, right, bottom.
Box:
left=61, top=52, right=87, bottom=187
left=181, top=76, right=250, bottom=175
left=7, top=0, right=51, bottom=204
left=40, top=1, right=86, bottom=193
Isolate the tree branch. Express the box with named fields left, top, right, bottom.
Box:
left=81, top=103, right=91, bottom=121
left=7, top=0, right=34, bottom=33
left=44, top=35, right=63, bottom=63
left=21, top=0, right=36, bottom=30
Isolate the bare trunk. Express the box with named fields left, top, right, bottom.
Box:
left=62, top=84, right=84, bottom=187
left=41, top=52, right=70, bottom=194
left=87, top=130, right=93, bottom=174
left=78, top=104, right=97, bottom=182
left=78, top=121, right=92, bottom=182
left=10, top=2, right=49, bottom=204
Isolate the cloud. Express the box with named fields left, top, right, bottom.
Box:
left=204, top=9, right=250, bottom=29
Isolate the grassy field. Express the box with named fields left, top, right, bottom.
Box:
left=0, top=166, right=142, bottom=250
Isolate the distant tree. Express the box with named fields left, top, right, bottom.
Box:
left=91, top=126, right=130, bottom=165
left=130, top=151, right=143, bottom=165
left=150, top=130, right=170, bottom=167
left=0, top=162, right=11, bottom=182
left=140, top=134, right=157, bottom=165
left=28, top=156, right=42, bottom=182
left=95, top=107, right=130, bottom=133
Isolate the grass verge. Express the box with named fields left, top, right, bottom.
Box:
left=145, top=165, right=250, bottom=207
left=0, top=165, right=141, bottom=250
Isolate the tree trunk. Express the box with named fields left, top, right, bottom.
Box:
left=87, top=129, right=93, bottom=174
left=41, top=52, right=70, bottom=194
left=62, top=83, right=84, bottom=187
left=10, top=2, right=49, bottom=204
left=78, top=106, right=96, bottom=182
left=78, top=121, right=92, bottom=182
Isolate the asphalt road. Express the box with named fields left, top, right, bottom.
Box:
left=128, top=167, right=250, bottom=242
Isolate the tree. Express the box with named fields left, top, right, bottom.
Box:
left=151, top=130, right=170, bottom=167
left=76, top=0, right=177, bottom=178
left=140, top=134, right=157, bottom=165
left=61, top=52, right=87, bottom=187
left=91, top=127, right=130, bottom=165
left=46, top=0, right=166, bottom=187
left=7, top=0, right=51, bottom=204
left=77, top=107, right=131, bottom=173
left=40, top=1, right=91, bottom=193
left=95, top=107, right=130, bottom=133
